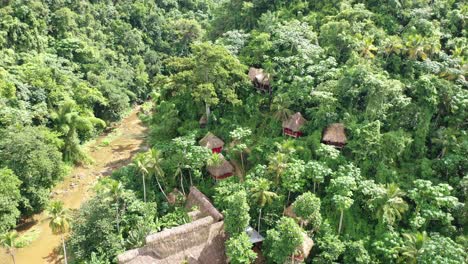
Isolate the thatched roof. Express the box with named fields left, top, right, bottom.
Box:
left=199, top=132, right=224, bottom=149
left=199, top=114, right=207, bottom=126
left=118, top=187, right=227, bottom=264
left=282, top=112, right=307, bottom=132
left=248, top=67, right=270, bottom=87
left=284, top=204, right=297, bottom=218
left=186, top=186, right=224, bottom=222
left=297, top=233, right=314, bottom=260
left=167, top=188, right=184, bottom=205
left=207, top=155, right=234, bottom=178
left=322, top=123, right=347, bottom=146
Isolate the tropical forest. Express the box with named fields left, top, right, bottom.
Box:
left=0, top=0, right=466, bottom=263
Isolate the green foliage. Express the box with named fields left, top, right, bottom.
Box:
left=0, top=168, right=21, bottom=233
left=226, top=232, right=257, bottom=264
left=0, top=126, right=65, bottom=215
left=292, top=192, right=322, bottom=230
left=68, top=181, right=157, bottom=263
left=223, top=190, right=250, bottom=236
left=265, top=217, right=303, bottom=264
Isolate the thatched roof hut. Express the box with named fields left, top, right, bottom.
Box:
left=186, top=186, right=224, bottom=222
left=199, top=114, right=207, bottom=128
left=207, top=154, right=234, bottom=180
left=167, top=188, right=184, bottom=205
left=293, top=233, right=314, bottom=262
left=199, top=132, right=224, bottom=153
left=282, top=112, right=307, bottom=138
left=118, top=187, right=227, bottom=264
left=248, top=67, right=271, bottom=92
left=322, top=123, right=347, bottom=148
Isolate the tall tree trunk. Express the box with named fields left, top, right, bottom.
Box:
left=257, top=208, right=262, bottom=233
left=61, top=234, right=68, bottom=264
left=180, top=170, right=186, bottom=195
left=155, top=174, right=168, bottom=201
left=240, top=152, right=245, bottom=178
left=188, top=169, right=193, bottom=186
left=338, top=209, right=344, bottom=234
left=10, top=252, right=16, bottom=264
left=142, top=173, right=146, bottom=203
left=116, top=201, right=120, bottom=233
left=313, top=182, right=316, bottom=193
left=205, top=103, right=211, bottom=124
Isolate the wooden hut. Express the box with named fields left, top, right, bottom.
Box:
left=199, top=114, right=207, bottom=128
left=322, top=123, right=347, bottom=148
left=292, top=233, right=314, bottom=262
left=207, top=154, right=234, bottom=180
left=282, top=112, right=307, bottom=138
left=248, top=67, right=271, bottom=93
left=199, top=132, right=224, bottom=153
left=118, top=187, right=227, bottom=264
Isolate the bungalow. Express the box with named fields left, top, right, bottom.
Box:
left=199, top=132, right=224, bottom=153
left=199, top=114, right=207, bottom=129
left=293, top=233, right=314, bottom=262
left=117, top=187, right=227, bottom=264
left=248, top=67, right=271, bottom=93
left=322, top=123, right=347, bottom=148
left=207, top=154, right=234, bottom=180
left=282, top=112, right=307, bottom=138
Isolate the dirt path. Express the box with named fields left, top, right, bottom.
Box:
left=0, top=106, right=148, bottom=264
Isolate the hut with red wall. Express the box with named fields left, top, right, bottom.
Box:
left=207, top=154, right=234, bottom=180
left=322, top=123, right=347, bottom=148
left=199, top=132, right=224, bottom=153
left=282, top=112, right=307, bottom=138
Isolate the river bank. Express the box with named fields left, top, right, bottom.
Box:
left=0, top=106, right=148, bottom=264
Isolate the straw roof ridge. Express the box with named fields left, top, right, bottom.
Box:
left=248, top=67, right=270, bottom=86
left=282, top=112, right=307, bottom=131
left=322, top=123, right=347, bottom=145
left=146, top=216, right=214, bottom=245
left=298, top=232, right=314, bottom=259
left=199, top=132, right=224, bottom=149
left=207, top=157, right=234, bottom=178
left=186, top=186, right=224, bottom=222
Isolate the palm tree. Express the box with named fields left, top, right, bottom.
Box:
left=131, top=153, right=149, bottom=202
left=397, top=232, right=429, bottom=264
left=96, top=179, right=125, bottom=233
left=146, top=148, right=169, bottom=202
left=377, top=184, right=408, bottom=226
left=47, top=201, right=71, bottom=264
left=268, top=152, right=288, bottom=186
left=0, top=230, right=37, bottom=264
left=51, top=100, right=105, bottom=164
left=359, top=37, right=378, bottom=59
left=383, top=35, right=405, bottom=56
left=251, top=179, right=278, bottom=232
left=271, top=95, right=293, bottom=122
left=0, top=231, right=22, bottom=264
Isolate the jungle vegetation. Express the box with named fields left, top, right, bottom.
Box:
left=0, top=0, right=466, bottom=263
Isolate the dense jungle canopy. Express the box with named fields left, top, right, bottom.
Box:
left=0, top=0, right=466, bottom=263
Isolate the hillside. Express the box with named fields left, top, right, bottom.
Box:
left=0, top=0, right=466, bottom=264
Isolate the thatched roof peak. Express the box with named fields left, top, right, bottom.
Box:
left=199, top=132, right=224, bottom=149
left=282, top=112, right=307, bottom=132
left=248, top=67, right=270, bottom=87
left=207, top=155, right=234, bottom=178
left=322, top=123, right=347, bottom=147
left=186, top=186, right=224, bottom=222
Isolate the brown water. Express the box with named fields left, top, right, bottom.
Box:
left=0, top=106, right=148, bottom=264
